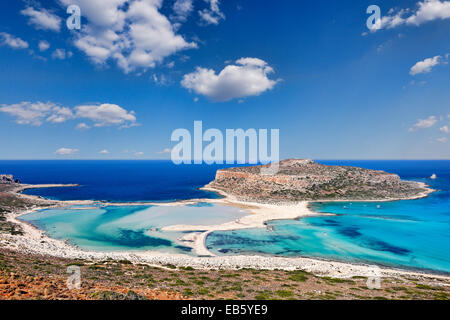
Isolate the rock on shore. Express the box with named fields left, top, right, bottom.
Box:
left=0, top=175, right=19, bottom=184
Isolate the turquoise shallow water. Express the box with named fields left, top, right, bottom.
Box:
left=19, top=203, right=247, bottom=254
left=206, top=201, right=450, bottom=273
left=206, top=161, right=450, bottom=274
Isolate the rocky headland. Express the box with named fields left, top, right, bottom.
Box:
left=205, top=159, right=433, bottom=203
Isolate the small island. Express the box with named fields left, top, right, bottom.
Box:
left=205, top=159, right=433, bottom=203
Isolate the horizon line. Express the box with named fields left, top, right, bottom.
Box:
left=1, top=158, right=450, bottom=161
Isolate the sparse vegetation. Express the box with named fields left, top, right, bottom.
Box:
left=0, top=247, right=448, bottom=300
left=289, top=270, right=309, bottom=282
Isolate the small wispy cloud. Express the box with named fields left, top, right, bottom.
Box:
left=440, top=125, right=450, bottom=133
left=152, top=74, right=170, bottom=86
left=199, top=0, right=225, bottom=25
left=99, top=149, right=110, bottom=155
left=76, top=123, right=90, bottom=130
left=55, top=147, right=78, bottom=155
left=172, top=0, right=194, bottom=23
left=157, top=148, right=172, bottom=154
left=20, top=6, right=61, bottom=32
left=409, top=115, right=437, bottom=132
left=0, top=32, right=28, bottom=49
left=52, top=49, right=72, bottom=60
left=38, top=40, right=50, bottom=52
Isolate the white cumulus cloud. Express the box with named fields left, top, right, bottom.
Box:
left=0, top=32, right=29, bottom=49
left=436, top=137, right=448, bottom=143
left=74, top=103, right=136, bottom=127
left=181, top=57, right=280, bottom=102
left=99, top=149, right=110, bottom=154
left=0, top=102, right=73, bottom=126
left=0, top=102, right=136, bottom=128
left=55, top=148, right=79, bottom=155
left=58, top=0, right=197, bottom=73
left=370, top=0, right=450, bottom=32
left=440, top=125, right=450, bottom=133
left=410, top=55, right=443, bottom=75
left=20, top=6, right=62, bottom=32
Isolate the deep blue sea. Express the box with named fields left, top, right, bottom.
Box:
left=0, top=160, right=231, bottom=202
left=1, top=160, right=449, bottom=273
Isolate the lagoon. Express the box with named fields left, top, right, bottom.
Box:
left=19, top=203, right=248, bottom=254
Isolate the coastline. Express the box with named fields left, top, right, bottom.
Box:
left=203, top=181, right=435, bottom=204
left=10, top=183, right=93, bottom=206
left=312, top=181, right=435, bottom=203
left=1, top=182, right=449, bottom=280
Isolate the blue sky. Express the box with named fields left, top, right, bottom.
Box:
left=0, top=0, right=449, bottom=160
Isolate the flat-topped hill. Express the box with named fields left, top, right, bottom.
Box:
left=205, top=159, right=431, bottom=203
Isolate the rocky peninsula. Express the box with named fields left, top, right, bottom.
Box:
left=205, top=159, right=433, bottom=203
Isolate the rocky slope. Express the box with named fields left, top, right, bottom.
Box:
left=205, top=159, right=431, bottom=202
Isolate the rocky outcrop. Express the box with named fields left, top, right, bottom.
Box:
left=206, top=159, right=431, bottom=203
left=0, top=175, right=19, bottom=184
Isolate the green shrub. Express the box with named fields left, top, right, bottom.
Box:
left=275, top=290, right=294, bottom=298
left=289, top=270, right=308, bottom=282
